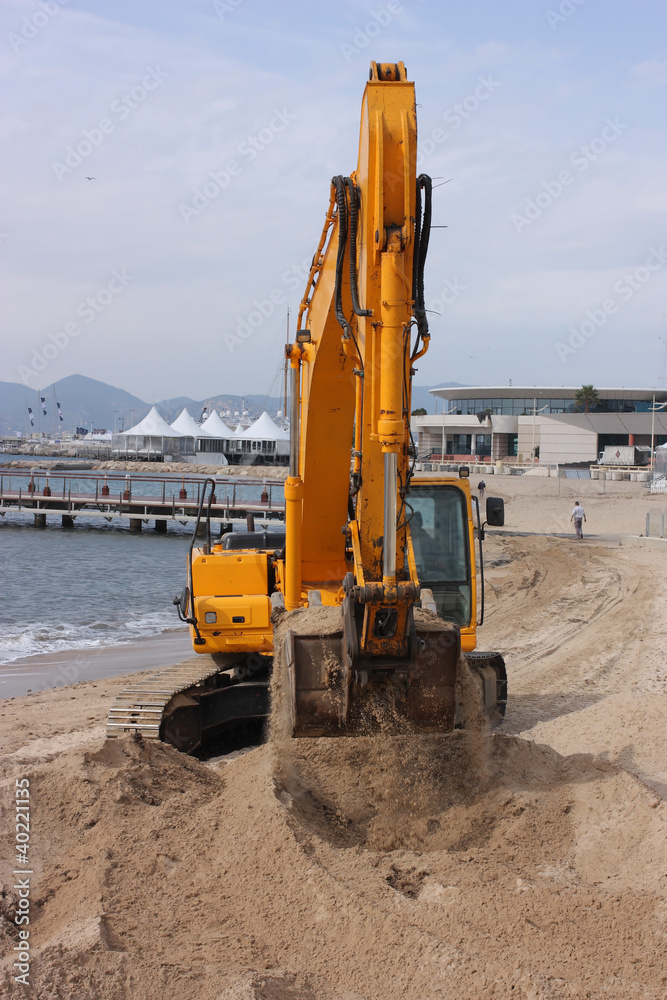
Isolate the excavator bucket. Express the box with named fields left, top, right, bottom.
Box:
left=282, top=606, right=460, bottom=737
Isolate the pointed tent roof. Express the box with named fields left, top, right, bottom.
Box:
left=200, top=410, right=233, bottom=437
left=238, top=411, right=290, bottom=440
left=123, top=406, right=186, bottom=436
left=170, top=408, right=204, bottom=436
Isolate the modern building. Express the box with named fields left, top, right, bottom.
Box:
left=413, top=387, right=667, bottom=465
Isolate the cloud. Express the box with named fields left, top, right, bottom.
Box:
left=2, top=0, right=667, bottom=398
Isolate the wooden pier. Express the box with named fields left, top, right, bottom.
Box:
left=0, top=469, right=285, bottom=531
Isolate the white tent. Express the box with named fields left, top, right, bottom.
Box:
left=236, top=411, right=290, bottom=462
left=193, top=409, right=234, bottom=464
left=238, top=411, right=290, bottom=441
left=124, top=406, right=187, bottom=437
left=112, top=406, right=194, bottom=460
left=200, top=410, right=233, bottom=437
left=170, top=408, right=206, bottom=437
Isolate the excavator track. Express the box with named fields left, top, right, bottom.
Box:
left=106, top=658, right=223, bottom=743
left=106, top=656, right=271, bottom=753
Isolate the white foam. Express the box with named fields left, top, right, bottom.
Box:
left=0, top=612, right=179, bottom=664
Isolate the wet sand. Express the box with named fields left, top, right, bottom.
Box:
left=0, top=630, right=192, bottom=700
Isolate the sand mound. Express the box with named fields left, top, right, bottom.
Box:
left=1, top=729, right=664, bottom=1000
left=1, top=535, right=665, bottom=999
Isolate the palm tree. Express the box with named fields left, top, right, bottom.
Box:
left=575, top=385, right=600, bottom=413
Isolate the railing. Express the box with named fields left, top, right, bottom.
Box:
left=0, top=468, right=284, bottom=507
left=0, top=468, right=286, bottom=525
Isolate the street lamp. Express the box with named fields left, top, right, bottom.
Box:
left=440, top=404, right=459, bottom=461
left=650, top=394, right=667, bottom=470
left=531, top=401, right=549, bottom=462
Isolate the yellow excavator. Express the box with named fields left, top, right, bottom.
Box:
left=106, top=62, right=506, bottom=753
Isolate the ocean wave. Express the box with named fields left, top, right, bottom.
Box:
left=0, top=612, right=183, bottom=664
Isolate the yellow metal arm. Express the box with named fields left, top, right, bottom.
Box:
left=287, top=61, right=431, bottom=615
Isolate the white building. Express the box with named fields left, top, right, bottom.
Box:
left=413, top=387, right=667, bottom=465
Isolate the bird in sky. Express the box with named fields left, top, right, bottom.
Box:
left=85, top=176, right=96, bottom=180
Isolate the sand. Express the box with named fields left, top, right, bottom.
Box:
left=468, top=469, right=665, bottom=536
left=0, top=632, right=193, bottom=700
left=1, top=481, right=666, bottom=999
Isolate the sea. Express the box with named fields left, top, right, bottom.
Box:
left=0, top=464, right=285, bottom=665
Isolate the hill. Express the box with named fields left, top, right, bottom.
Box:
left=0, top=375, right=149, bottom=435
left=0, top=376, right=468, bottom=434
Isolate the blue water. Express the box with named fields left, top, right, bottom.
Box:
left=0, top=468, right=286, bottom=663
left=0, top=516, right=191, bottom=663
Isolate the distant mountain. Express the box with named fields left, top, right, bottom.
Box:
left=0, top=375, right=149, bottom=435
left=155, top=396, right=201, bottom=422
left=0, top=376, right=467, bottom=435
left=156, top=394, right=285, bottom=424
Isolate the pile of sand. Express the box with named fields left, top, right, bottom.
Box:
left=1, top=729, right=664, bottom=1000
left=1, top=533, right=665, bottom=999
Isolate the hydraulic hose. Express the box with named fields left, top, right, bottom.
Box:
left=332, top=175, right=351, bottom=338
left=344, top=177, right=372, bottom=318
left=412, top=173, right=433, bottom=340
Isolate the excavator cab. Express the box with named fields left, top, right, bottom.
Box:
left=408, top=482, right=473, bottom=627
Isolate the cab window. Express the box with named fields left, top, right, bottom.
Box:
left=408, top=485, right=471, bottom=627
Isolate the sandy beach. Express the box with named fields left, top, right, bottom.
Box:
left=0, top=478, right=665, bottom=999
left=0, top=631, right=193, bottom=701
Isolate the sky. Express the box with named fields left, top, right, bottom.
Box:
left=2, top=0, right=667, bottom=403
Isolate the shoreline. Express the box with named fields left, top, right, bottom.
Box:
left=0, top=629, right=193, bottom=700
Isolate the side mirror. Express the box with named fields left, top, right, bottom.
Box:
left=485, top=496, right=504, bottom=527
left=173, top=586, right=191, bottom=621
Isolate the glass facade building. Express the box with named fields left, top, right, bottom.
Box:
left=451, top=397, right=654, bottom=416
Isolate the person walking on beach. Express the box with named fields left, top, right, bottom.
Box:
left=570, top=501, right=586, bottom=539
left=478, top=480, right=486, bottom=499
